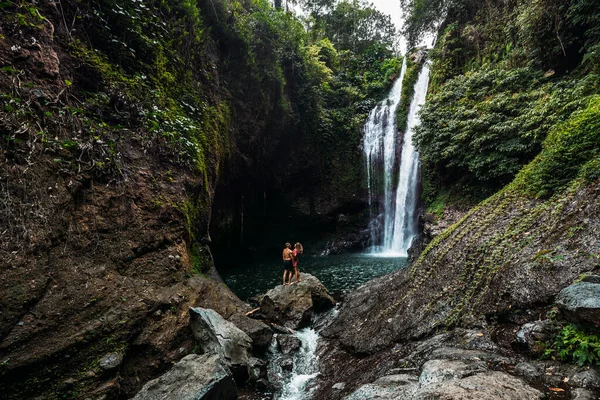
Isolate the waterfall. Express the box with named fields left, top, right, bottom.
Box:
left=269, top=328, right=320, bottom=400
left=364, top=58, right=407, bottom=250
left=390, top=62, right=431, bottom=255
left=363, top=60, right=431, bottom=257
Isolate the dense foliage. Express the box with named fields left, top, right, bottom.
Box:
left=515, top=95, right=600, bottom=198
left=414, top=68, right=595, bottom=202
left=543, top=324, right=600, bottom=366
left=400, top=0, right=600, bottom=207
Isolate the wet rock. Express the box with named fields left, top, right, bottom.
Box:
left=514, top=362, right=543, bottom=380
left=277, top=334, right=302, bottom=354
left=132, top=354, right=236, bottom=400
left=255, top=378, right=271, bottom=391
left=581, top=275, right=600, bottom=284
left=98, top=353, right=123, bottom=371
left=515, top=320, right=556, bottom=355
left=556, top=282, right=600, bottom=327
left=228, top=314, right=273, bottom=353
left=189, top=307, right=252, bottom=374
left=571, top=388, right=596, bottom=400
left=570, top=369, right=600, bottom=390
left=248, top=357, right=266, bottom=382
left=280, top=357, right=294, bottom=372
left=419, top=359, right=487, bottom=386
left=257, top=274, right=335, bottom=329
left=332, top=382, right=346, bottom=390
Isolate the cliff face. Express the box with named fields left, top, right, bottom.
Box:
left=0, top=0, right=397, bottom=397
left=324, top=181, right=600, bottom=353
left=0, top=3, right=251, bottom=398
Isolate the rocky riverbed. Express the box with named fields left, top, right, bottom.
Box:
left=125, top=268, right=600, bottom=400
left=129, top=273, right=335, bottom=399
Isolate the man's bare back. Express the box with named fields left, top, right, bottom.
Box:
left=282, top=248, right=292, bottom=261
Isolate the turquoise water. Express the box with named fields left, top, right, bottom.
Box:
left=219, top=253, right=407, bottom=301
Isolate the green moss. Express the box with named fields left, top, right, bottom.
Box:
left=515, top=95, right=600, bottom=198
left=395, top=56, right=423, bottom=132
left=190, top=243, right=211, bottom=275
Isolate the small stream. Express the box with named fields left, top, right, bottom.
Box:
left=275, top=329, right=320, bottom=400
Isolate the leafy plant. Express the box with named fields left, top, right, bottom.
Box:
left=543, top=324, right=600, bottom=366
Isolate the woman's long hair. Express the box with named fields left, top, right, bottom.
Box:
left=294, top=242, right=303, bottom=254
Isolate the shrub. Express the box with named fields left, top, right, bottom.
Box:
left=543, top=324, right=600, bottom=366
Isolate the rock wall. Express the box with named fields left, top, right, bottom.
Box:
left=315, top=181, right=600, bottom=398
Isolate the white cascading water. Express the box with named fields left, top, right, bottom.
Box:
left=364, top=58, right=407, bottom=250
left=363, top=60, right=431, bottom=257
left=272, top=328, right=320, bottom=400
left=390, top=62, right=431, bottom=254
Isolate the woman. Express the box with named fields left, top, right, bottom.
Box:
left=282, top=242, right=294, bottom=286
left=292, top=242, right=303, bottom=284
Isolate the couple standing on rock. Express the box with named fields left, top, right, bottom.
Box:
left=282, top=242, right=303, bottom=286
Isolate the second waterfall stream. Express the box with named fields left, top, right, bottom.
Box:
left=363, top=59, right=432, bottom=257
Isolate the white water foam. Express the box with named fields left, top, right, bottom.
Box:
left=277, top=328, right=320, bottom=400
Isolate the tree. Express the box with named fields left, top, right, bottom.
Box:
left=322, top=0, right=397, bottom=53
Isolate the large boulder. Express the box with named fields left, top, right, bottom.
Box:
left=556, top=282, right=600, bottom=327
left=257, top=273, right=335, bottom=329
left=132, top=354, right=236, bottom=400
left=189, top=308, right=252, bottom=378
left=228, top=313, right=273, bottom=353
left=345, top=360, right=543, bottom=400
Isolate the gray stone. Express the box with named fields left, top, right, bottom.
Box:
left=570, top=369, right=600, bottom=390
left=415, top=371, right=544, bottom=400
left=428, top=347, right=513, bottom=365
left=228, top=313, right=273, bottom=352
left=332, top=382, right=346, bottom=390
left=556, top=282, right=600, bottom=327
left=258, top=274, right=335, bottom=329
left=374, top=374, right=418, bottom=386
left=248, top=357, right=266, bottom=382
left=345, top=382, right=415, bottom=400
left=419, top=359, right=487, bottom=386
left=98, top=353, right=123, bottom=371
left=132, top=354, right=236, bottom=400
left=277, top=334, right=302, bottom=354
left=514, top=362, right=543, bottom=380
left=387, top=367, right=418, bottom=375
left=571, top=388, right=596, bottom=400
left=189, top=308, right=252, bottom=373
left=515, top=320, right=556, bottom=355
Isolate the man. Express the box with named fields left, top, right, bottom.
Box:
left=282, top=242, right=294, bottom=286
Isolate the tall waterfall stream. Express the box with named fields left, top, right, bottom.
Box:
left=364, top=61, right=431, bottom=257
